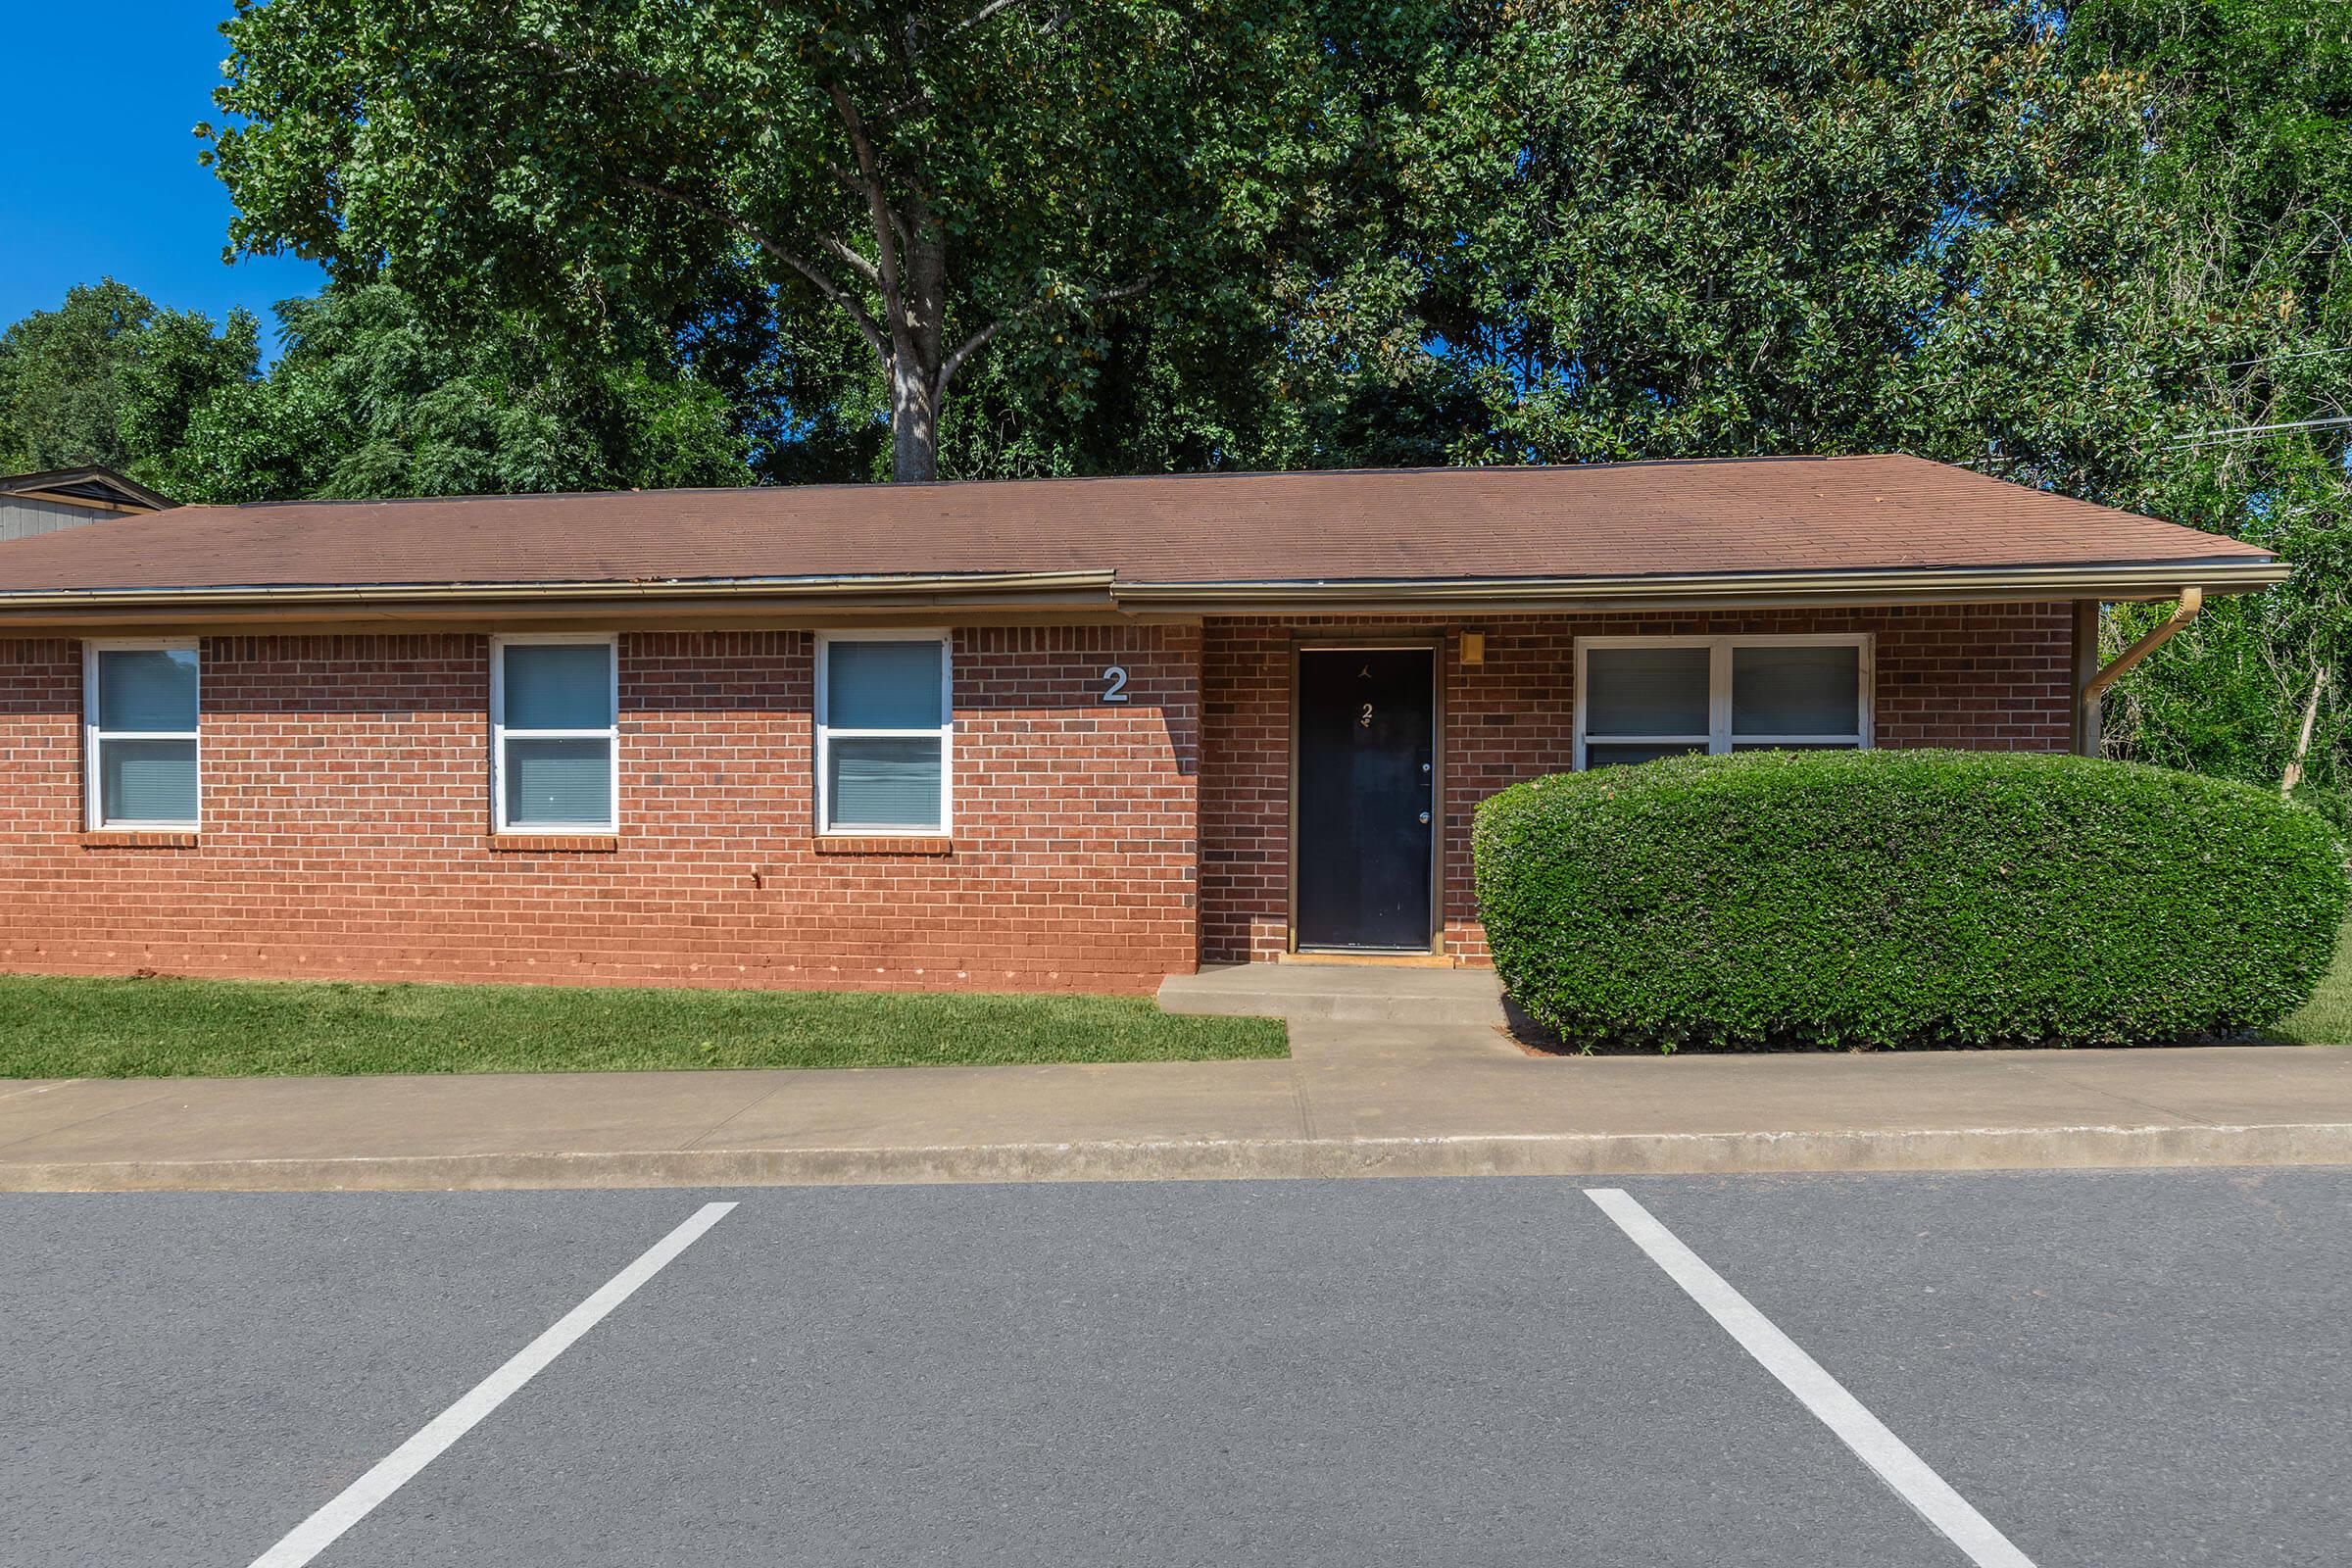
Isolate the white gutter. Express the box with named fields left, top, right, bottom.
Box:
left=1108, top=559, right=2285, bottom=611
left=0, top=559, right=2286, bottom=619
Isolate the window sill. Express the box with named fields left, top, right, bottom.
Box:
left=80, top=830, right=199, bottom=849
left=812, top=836, right=955, bottom=857
left=487, top=834, right=620, bottom=854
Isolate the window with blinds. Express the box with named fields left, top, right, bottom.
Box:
left=1576, top=635, right=1871, bottom=769
left=816, top=634, right=952, bottom=834
left=493, top=638, right=618, bottom=831
left=85, top=643, right=201, bottom=828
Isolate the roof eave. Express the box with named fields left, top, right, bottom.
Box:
left=0, top=559, right=2288, bottom=623
left=1107, top=559, right=2289, bottom=612
left=0, top=569, right=1121, bottom=620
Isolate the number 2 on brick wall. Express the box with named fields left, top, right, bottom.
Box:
left=1101, top=665, right=1130, bottom=703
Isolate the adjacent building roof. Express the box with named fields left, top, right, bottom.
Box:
left=0, top=466, right=175, bottom=514
left=0, top=456, right=2281, bottom=618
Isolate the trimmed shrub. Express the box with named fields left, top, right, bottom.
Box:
left=1472, top=751, right=2351, bottom=1052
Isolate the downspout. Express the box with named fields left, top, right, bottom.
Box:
left=2072, top=601, right=2102, bottom=757
left=2078, top=586, right=2205, bottom=755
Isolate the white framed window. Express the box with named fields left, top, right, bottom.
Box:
left=491, top=635, right=618, bottom=832
left=83, top=639, right=201, bottom=830
left=815, top=631, right=953, bottom=835
left=1575, top=633, right=1873, bottom=769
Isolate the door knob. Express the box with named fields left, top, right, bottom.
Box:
left=1417, top=810, right=1431, bottom=824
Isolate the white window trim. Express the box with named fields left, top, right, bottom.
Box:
left=814, top=629, right=955, bottom=837
left=1574, top=632, right=1874, bottom=769
left=490, top=633, right=620, bottom=834
left=83, top=638, right=203, bottom=831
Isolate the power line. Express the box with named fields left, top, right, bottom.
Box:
left=2168, top=413, right=2352, bottom=449
left=2212, top=344, right=2352, bottom=370
left=1899, top=344, right=2351, bottom=395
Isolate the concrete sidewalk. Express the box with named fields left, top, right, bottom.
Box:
left=4, top=1009, right=2351, bottom=1190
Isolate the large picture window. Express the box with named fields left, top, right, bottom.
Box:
left=492, top=636, right=617, bottom=832
left=1576, top=634, right=1871, bottom=769
left=84, top=641, right=201, bottom=829
left=816, top=632, right=952, bottom=834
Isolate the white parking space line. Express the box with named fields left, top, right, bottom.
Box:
left=246, top=1200, right=736, bottom=1568
left=1586, top=1188, right=2035, bottom=1568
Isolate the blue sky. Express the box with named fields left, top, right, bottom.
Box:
left=3, top=2, right=324, bottom=337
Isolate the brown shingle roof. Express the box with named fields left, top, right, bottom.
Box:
left=0, top=456, right=2276, bottom=606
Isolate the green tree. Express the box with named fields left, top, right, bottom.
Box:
left=149, top=282, right=750, bottom=503
left=205, top=0, right=1345, bottom=482
left=0, top=278, right=257, bottom=477
left=2062, top=0, right=2352, bottom=810
left=1378, top=0, right=2154, bottom=470
left=931, top=0, right=1492, bottom=477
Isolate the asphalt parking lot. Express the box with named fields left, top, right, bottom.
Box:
left=5, top=1169, right=2346, bottom=1567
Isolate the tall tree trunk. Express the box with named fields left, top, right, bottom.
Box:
left=589, top=58, right=1152, bottom=487
left=2282, top=662, right=2328, bottom=798
left=890, top=226, right=948, bottom=482
left=891, top=360, right=940, bottom=482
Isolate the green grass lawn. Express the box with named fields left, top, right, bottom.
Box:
left=0, top=975, right=1287, bottom=1078
left=2274, top=914, right=2352, bottom=1047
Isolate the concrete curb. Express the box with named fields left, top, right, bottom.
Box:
left=7, top=1119, right=2352, bottom=1192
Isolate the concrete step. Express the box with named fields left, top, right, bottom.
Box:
left=1158, top=962, right=1507, bottom=1027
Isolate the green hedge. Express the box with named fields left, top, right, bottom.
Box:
left=1472, top=751, right=2351, bottom=1052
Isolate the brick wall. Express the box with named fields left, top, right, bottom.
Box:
left=0, top=626, right=1200, bottom=993
left=1199, top=604, right=2076, bottom=963
left=0, top=605, right=2076, bottom=989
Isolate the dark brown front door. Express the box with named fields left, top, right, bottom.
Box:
left=1296, top=648, right=1436, bottom=951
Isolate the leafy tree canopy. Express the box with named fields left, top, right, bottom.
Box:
left=0, top=279, right=257, bottom=475
left=205, top=0, right=1358, bottom=480
left=2062, top=0, right=2351, bottom=810
left=152, top=282, right=750, bottom=502
left=0, top=278, right=750, bottom=503
left=1396, top=0, right=2155, bottom=478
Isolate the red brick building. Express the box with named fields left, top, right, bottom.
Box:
left=0, top=459, right=2283, bottom=993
